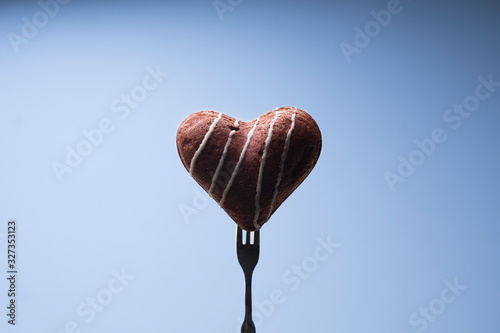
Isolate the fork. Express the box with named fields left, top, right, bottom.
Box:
left=236, top=226, right=260, bottom=333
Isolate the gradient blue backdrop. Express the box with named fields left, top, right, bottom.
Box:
left=1, top=0, right=499, bottom=332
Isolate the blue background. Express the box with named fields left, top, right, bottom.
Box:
left=1, top=0, right=499, bottom=332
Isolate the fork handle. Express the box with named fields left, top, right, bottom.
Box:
left=241, top=273, right=256, bottom=333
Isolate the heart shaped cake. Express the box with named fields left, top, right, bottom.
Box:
left=176, top=106, right=321, bottom=231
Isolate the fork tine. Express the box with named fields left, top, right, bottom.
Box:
left=254, top=230, right=260, bottom=245
left=246, top=229, right=251, bottom=245
left=237, top=226, right=243, bottom=244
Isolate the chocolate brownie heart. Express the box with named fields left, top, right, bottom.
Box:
left=176, top=106, right=322, bottom=231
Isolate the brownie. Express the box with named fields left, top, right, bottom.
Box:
left=176, top=106, right=322, bottom=231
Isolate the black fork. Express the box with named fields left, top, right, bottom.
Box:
left=236, top=226, right=260, bottom=333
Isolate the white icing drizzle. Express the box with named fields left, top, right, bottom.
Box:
left=208, top=119, right=239, bottom=196
left=267, top=108, right=297, bottom=220
left=253, top=111, right=279, bottom=227
left=189, top=112, right=222, bottom=175
left=219, top=118, right=260, bottom=207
